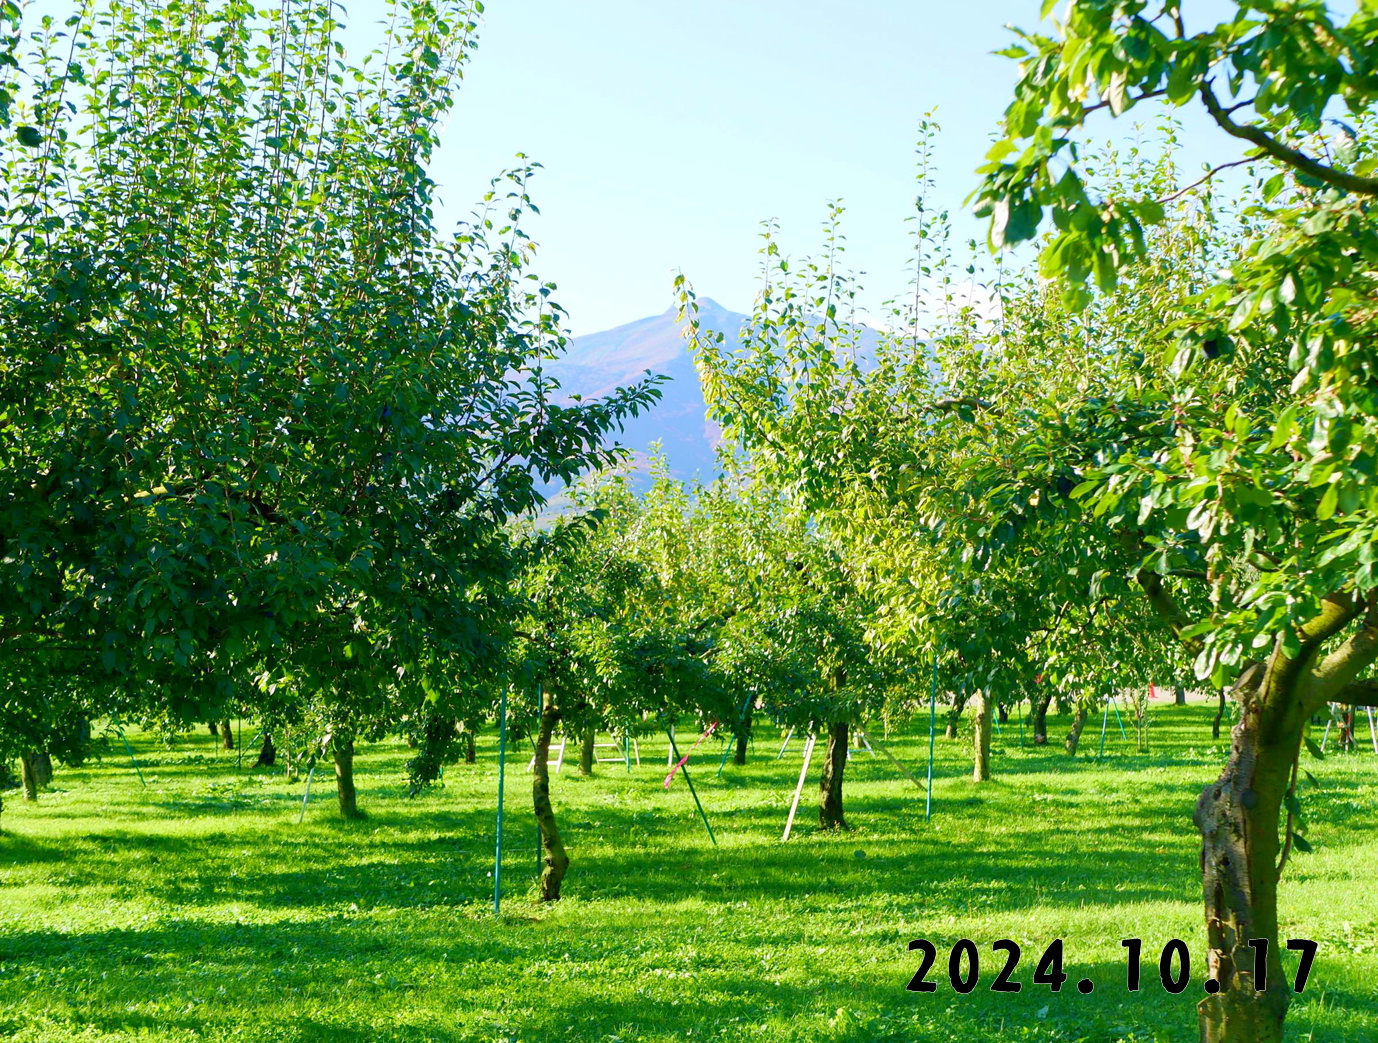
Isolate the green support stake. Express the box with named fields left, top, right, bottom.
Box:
left=623, top=730, right=631, bottom=772
left=1097, top=697, right=1112, bottom=762
left=925, top=653, right=938, bottom=821
left=667, top=728, right=716, bottom=846
left=1109, top=693, right=1128, bottom=739
left=494, top=686, right=508, bottom=916
left=717, top=691, right=755, bottom=778
left=236, top=717, right=243, bottom=769
left=1016, top=699, right=1025, bottom=746
left=120, top=730, right=147, bottom=788
left=298, top=761, right=316, bottom=823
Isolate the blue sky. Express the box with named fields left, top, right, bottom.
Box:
left=399, top=0, right=1241, bottom=334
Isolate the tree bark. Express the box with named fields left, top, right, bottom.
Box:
left=255, top=731, right=276, bottom=767
left=972, top=692, right=992, bottom=782
left=1175, top=684, right=1188, bottom=706
left=533, top=687, right=570, bottom=901
left=943, top=690, right=968, bottom=739
left=463, top=726, right=476, bottom=764
left=1194, top=694, right=1293, bottom=1043
left=1212, top=688, right=1227, bottom=740
left=220, top=720, right=234, bottom=750
left=1065, top=705, right=1089, bottom=756
left=734, top=705, right=752, bottom=765
left=996, top=703, right=1009, bottom=723
left=33, top=751, right=52, bottom=787
left=333, top=740, right=363, bottom=819
left=578, top=727, right=595, bottom=776
left=818, top=721, right=848, bottom=829
left=1031, top=690, right=1054, bottom=745
left=20, top=753, right=39, bottom=801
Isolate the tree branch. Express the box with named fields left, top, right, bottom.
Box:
left=1156, top=158, right=1256, bottom=204
left=1200, top=83, right=1378, bottom=197
left=1135, top=568, right=1203, bottom=655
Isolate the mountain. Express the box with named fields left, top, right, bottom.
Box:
left=544, top=298, right=747, bottom=486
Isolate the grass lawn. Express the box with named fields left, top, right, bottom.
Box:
left=1, top=702, right=1375, bottom=1042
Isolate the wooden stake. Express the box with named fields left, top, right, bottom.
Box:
left=782, top=732, right=816, bottom=841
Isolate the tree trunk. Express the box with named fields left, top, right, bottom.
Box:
left=818, top=721, right=848, bottom=829
left=220, top=720, right=234, bottom=750
left=33, top=752, right=52, bottom=787
left=943, top=690, right=968, bottom=739
left=20, top=753, right=39, bottom=801
left=463, top=725, right=476, bottom=764
left=1135, top=701, right=1149, bottom=754
left=578, top=727, right=595, bottom=776
left=734, top=705, right=752, bottom=765
left=1194, top=699, right=1293, bottom=1043
left=533, top=687, right=570, bottom=901
left=333, top=740, right=363, bottom=819
left=972, top=692, right=992, bottom=782
left=1212, top=688, right=1227, bottom=740
left=1175, top=684, right=1188, bottom=706
left=996, top=702, right=1009, bottom=723
left=255, top=732, right=277, bottom=767
left=1065, top=706, right=1089, bottom=756
left=207, top=722, right=219, bottom=737
left=1032, top=690, right=1054, bottom=746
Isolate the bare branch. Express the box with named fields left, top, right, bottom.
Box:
left=1157, top=158, right=1257, bottom=204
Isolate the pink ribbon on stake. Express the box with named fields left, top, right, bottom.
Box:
left=663, top=721, right=718, bottom=789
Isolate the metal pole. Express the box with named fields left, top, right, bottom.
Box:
left=926, top=653, right=937, bottom=821
left=667, top=728, right=716, bottom=846
left=237, top=716, right=243, bottom=769
left=494, top=686, right=507, bottom=915
left=1109, top=693, right=1128, bottom=739
left=120, top=731, right=147, bottom=788
left=1368, top=707, right=1378, bottom=755
left=1016, top=699, right=1025, bottom=746
left=623, top=730, right=631, bottom=772
left=298, top=762, right=316, bottom=824
left=776, top=726, right=794, bottom=760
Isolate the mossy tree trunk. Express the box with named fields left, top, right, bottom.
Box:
left=1065, top=705, right=1089, bottom=756
left=533, top=686, right=570, bottom=901
left=578, top=727, right=595, bottom=776
left=972, top=692, right=992, bottom=782
left=818, top=721, right=848, bottom=829
left=333, top=739, right=363, bottom=819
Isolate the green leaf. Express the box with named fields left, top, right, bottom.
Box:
left=16, top=124, right=41, bottom=148
left=1290, top=832, right=1313, bottom=854
left=1304, top=737, right=1325, bottom=760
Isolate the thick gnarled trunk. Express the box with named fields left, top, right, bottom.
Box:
left=818, top=721, right=848, bottom=829
left=220, top=720, right=234, bottom=750
left=533, top=688, right=570, bottom=901
left=1195, top=700, right=1293, bottom=1043
left=972, top=692, right=991, bottom=782
left=334, top=740, right=363, bottom=819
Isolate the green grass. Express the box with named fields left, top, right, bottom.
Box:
left=1, top=703, right=1375, bottom=1042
